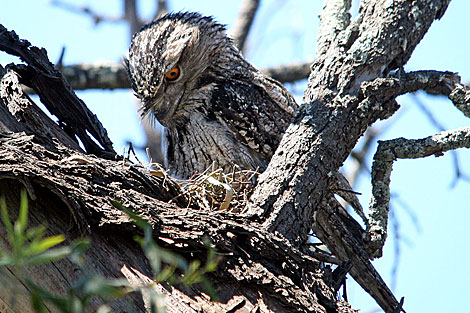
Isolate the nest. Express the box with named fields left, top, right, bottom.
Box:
left=149, top=163, right=258, bottom=212
left=124, top=145, right=258, bottom=212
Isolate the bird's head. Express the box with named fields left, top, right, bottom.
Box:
left=125, top=12, right=236, bottom=127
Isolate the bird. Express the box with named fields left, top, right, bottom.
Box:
left=125, top=12, right=399, bottom=312
left=125, top=12, right=297, bottom=179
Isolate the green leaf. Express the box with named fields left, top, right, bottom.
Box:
left=154, top=265, right=176, bottom=283
left=28, top=235, right=65, bottom=255
left=27, top=280, right=72, bottom=313
left=95, top=304, right=112, bottom=313
left=82, top=276, right=130, bottom=299
left=27, top=246, right=72, bottom=266
left=17, top=188, right=29, bottom=234
left=112, top=200, right=151, bottom=233
left=0, top=196, right=14, bottom=240
left=0, top=256, right=13, bottom=266
left=31, top=291, right=49, bottom=313
left=201, top=278, right=217, bottom=301
left=25, top=225, right=46, bottom=241
left=69, top=239, right=91, bottom=266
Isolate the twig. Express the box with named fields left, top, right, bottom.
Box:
left=23, top=61, right=314, bottom=93
left=50, top=0, right=125, bottom=25
left=449, top=84, right=470, bottom=118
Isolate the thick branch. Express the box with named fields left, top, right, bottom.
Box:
left=249, top=0, right=451, bottom=242
left=246, top=3, right=450, bottom=311
left=0, top=36, right=352, bottom=311
left=366, top=127, right=470, bottom=258
left=0, top=25, right=115, bottom=157
left=0, top=131, right=351, bottom=313
left=0, top=69, right=82, bottom=150
left=316, top=0, right=352, bottom=56
left=261, top=61, right=312, bottom=83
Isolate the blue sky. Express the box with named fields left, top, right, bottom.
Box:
left=1, top=1, right=469, bottom=312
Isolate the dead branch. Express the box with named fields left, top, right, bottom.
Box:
left=0, top=25, right=115, bottom=158
left=367, top=127, right=470, bottom=258
left=51, top=0, right=126, bottom=25
left=412, top=94, right=470, bottom=186
left=262, top=60, right=312, bottom=83
left=155, top=0, right=168, bottom=19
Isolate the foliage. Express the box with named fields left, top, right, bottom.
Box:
left=0, top=189, right=218, bottom=313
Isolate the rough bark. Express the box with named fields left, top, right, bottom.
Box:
left=0, top=24, right=352, bottom=313
left=0, top=0, right=460, bottom=313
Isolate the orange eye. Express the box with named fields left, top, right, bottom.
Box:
left=165, top=66, right=180, bottom=81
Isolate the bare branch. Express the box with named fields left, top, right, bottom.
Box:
left=59, top=62, right=129, bottom=90
left=261, top=60, right=312, bottom=83
left=348, top=127, right=382, bottom=187
left=360, top=70, right=460, bottom=102
left=25, top=60, right=312, bottom=92
left=391, top=70, right=460, bottom=96
left=231, top=0, right=260, bottom=52
left=1, top=69, right=82, bottom=151
left=366, top=127, right=470, bottom=258
left=124, top=0, right=143, bottom=36
left=411, top=94, right=470, bottom=186
left=50, top=0, right=125, bottom=25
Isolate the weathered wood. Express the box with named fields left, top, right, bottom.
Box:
left=0, top=48, right=349, bottom=311
left=0, top=24, right=115, bottom=158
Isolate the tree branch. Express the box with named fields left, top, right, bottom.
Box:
left=59, top=62, right=130, bottom=90
left=0, top=22, right=356, bottom=313
left=0, top=25, right=115, bottom=157
left=0, top=131, right=351, bottom=313
left=449, top=84, right=470, bottom=118
left=366, top=127, right=470, bottom=258
left=249, top=0, right=451, bottom=242
left=261, top=60, right=312, bottom=83
left=231, top=0, right=260, bottom=52
left=51, top=0, right=126, bottom=25
left=0, top=69, right=81, bottom=151
left=316, top=0, right=352, bottom=56
left=155, top=0, right=168, bottom=19
left=246, top=2, right=451, bottom=311
left=46, top=59, right=312, bottom=92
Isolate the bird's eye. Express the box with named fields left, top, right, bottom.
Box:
left=165, top=66, right=181, bottom=81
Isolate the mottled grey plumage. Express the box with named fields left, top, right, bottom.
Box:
left=125, top=12, right=297, bottom=178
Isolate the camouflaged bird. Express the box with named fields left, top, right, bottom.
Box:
left=125, top=12, right=297, bottom=179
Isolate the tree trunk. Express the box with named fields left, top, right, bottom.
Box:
left=0, top=1, right=455, bottom=312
